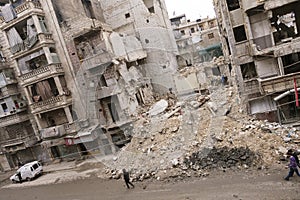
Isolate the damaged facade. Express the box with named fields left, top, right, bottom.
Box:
left=213, top=0, right=300, bottom=124
left=170, top=15, right=222, bottom=67
left=0, top=0, right=179, bottom=171
left=170, top=14, right=231, bottom=96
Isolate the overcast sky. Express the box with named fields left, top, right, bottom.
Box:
left=164, top=0, right=216, bottom=20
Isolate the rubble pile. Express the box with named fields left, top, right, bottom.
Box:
left=102, top=85, right=300, bottom=182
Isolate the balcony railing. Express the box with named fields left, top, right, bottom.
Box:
left=30, top=94, right=72, bottom=113
left=0, top=111, right=29, bottom=127
left=260, top=73, right=300, bottom=94
left=0, top=0, right=43, bottom=25
left=40, top=122, right=78, bottom=139
left=0, top=134, right=38, bottom=149
left=20, top=64, right=64, bottom=85
left=243, top=79, right=261, bottom=96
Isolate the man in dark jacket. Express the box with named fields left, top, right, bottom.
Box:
left=122, top=169, right=134, bottom=189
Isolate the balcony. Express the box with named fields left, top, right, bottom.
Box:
left=20, top=64, right=64, bottom=86
left=0, top=84, right=19, bottom=99
left=0, top=134, right=38, bottom=152
left=0, top=110, right=29, bottom=127
left=259, top=73, right=300, bottom=94
left=40, top=123, right=79, bottom=139
left=0, top=0, right=43, bottom=28
left=11, top=33, right=55, bottom=58
left=30, top=94, right=72, bottom=114
left=97, top=84, right=120, bottom=99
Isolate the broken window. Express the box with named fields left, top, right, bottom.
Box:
left=125, top=13, right=130, bottom=18
left=212, top=67, right=221, bottom=76
left=191, top=28, right=195, bottom=33
left=270, top=1, right=300, bottom=44
left=226, top=0, right=240, bottom=11
left=81, top=0, right=95, bottom=19
left=208, top=33, right=214, bottom=39
left=6, top=17, right=38, bottom=53
left=74, top=30, right=102, bottom=60
left=281, top=52, right=300, bottom=75
left=143, top=0, right=155, bottom=13
left=240, top=62, right=257, bottom=80
left=233, top=25, right=247, bottom=43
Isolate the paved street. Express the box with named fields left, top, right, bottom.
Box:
left=1, top=169, right=299, bottom=200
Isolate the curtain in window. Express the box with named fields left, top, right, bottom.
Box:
left=7, top=27, right=23, bottom=53
left=26, top=18, right=38, bottom=48
left=36, top=80, right=53, bottom=100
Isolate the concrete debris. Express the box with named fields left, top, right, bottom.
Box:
left=102, top=86, right=300, bottom=182
left=148, top=99, right=168, bottom=116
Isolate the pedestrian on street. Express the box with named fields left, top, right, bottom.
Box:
left=284, top=149, right=300, bottom=181
left=292, top=150, right=300, bottom=168
left=122, top=169, right=134, bottom=189
left=17, top=171, right=22, bottom=184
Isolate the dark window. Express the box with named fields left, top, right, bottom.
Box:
left=208, top=33, right=214, bottom=39
left=212, top=67, right=221, bottom=76
left=233, top=25, right=247, bottom=42
left=191, top=28, right=195, bottom=33
left=180, top=30, right=185, bottom=35
left=1, top=103, right=7, bottom=112
left=81, top=0, right=95, bottom=19
left=282, top=52, right=300, bottom=75
left=125, top=13, right=130, bottom=18
left=226, top=0, right=240, bottom=11
left=148, top=6, right=155, bottom=13
left=240, top=62, right=257, bottom=80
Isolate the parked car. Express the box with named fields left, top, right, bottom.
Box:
left=10, top=161, right=43, bottom=183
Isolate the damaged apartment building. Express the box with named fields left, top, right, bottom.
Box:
left=0, top=0, right=179, bottom=171
left=170, top=14, right=231, bottom=96
left=214, top=0, right=300, bottom=124
left=170, top=14, right=223, bottom=67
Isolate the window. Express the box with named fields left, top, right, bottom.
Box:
left=240, top=62, right=257, bottom=80
left=208, top=33, right=214, bottom=39
left=226, top=0, right=240, bottom=11
left=191, top=28, right=195, bottom=33
left=180, top=30, right=185, bottom=35
left=81, top=0, right=95, bottom=19
left=125, top=13, right=130, bottom=18
left=38, top=17, right=48, bottom=33
left=148, top=6, right=155, bottom=13
left=233, top=25, right=247, bottom=42
left=1, top=103, right=7, bottom=112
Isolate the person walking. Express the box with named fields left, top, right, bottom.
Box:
left=284, top=149, right=300, bottom=181
left=122, top=169, right=134, bottom=189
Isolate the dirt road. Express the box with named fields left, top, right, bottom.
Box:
left=1, top=168, right=299, bottom=200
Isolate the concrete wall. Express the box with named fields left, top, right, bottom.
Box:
left=100, top=0, right=179, bottom=94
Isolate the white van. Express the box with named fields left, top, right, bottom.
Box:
left=10, top=161, right=43, bottom=183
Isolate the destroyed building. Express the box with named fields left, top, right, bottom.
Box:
left=213, top=0, right=300, bottom=124
left=170, top=14, right=231, bottom=96
left=170, top=14, right=222, bottom=67
left=0, top=0, right=179, bottom=171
